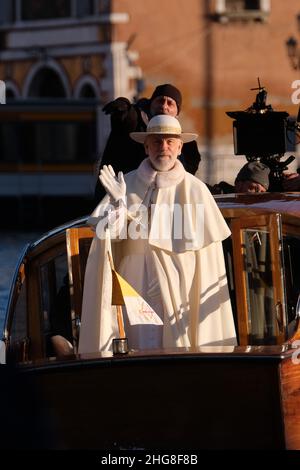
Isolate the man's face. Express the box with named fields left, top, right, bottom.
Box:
left=150, top=96, right=178, bottom=117
left=144, top=135, right=183, bottom=171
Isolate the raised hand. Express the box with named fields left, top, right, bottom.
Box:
left=99, top=165, right=126, bottom=203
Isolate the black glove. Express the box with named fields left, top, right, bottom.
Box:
left=102, top=97, right=131, bottom=115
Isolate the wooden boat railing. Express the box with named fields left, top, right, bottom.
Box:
left=66, top=226, right=94, bottom=350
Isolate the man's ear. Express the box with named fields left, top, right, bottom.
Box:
left=178, top=140, right=183, bottom=155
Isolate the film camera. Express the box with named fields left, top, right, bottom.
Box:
left=227, top=80, right=297, bottom=191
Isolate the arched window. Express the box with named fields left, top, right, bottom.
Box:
left=73, top=75, right=100, bottom=100
left=28, top=68, right=66, bottom=98
left=79, top=84, right=96, bottom=99
left=6, top=89, right=16, bottom=100
left=4, top=81, right=20, bottom=101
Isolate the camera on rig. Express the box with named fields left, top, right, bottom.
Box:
left=226, top=79, right=296, bottom=191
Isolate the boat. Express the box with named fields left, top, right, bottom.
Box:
left=2, top=192, right=300, bottom=450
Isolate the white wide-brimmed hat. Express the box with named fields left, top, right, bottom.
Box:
left=130, top=115, right=198, bottom=144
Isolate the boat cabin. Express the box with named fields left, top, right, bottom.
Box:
left=2, top=192, right=300, bottom=449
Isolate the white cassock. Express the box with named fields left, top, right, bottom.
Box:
left=78, top=159, right=237, bottom=353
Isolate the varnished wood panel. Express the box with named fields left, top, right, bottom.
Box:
left=280, top=355, right=300, bottom=449
left=24, top=354, right=285, bottom=449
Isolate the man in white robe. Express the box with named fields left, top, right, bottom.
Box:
left=79, top=115, right=236, bottom=353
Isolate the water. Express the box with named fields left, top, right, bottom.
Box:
left=0, top=231, right=42, bottom=332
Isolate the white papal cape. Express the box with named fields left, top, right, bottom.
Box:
left=79, top=159, right=237, bottom=353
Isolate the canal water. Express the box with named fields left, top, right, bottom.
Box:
left=0, top=231, right=42, bottom=332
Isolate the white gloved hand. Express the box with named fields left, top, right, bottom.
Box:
left=99, top=165, right=126, bottom=204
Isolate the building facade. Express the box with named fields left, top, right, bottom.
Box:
left=0, top=0, right=300, bottom=225
left=0, top=0, right=142, bottom=225
left=111, top=0, right=300, bottom=182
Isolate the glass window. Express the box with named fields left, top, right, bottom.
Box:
left=244, top=0, right=260, bottom=8
left=0, top=118, right=97, bottom=164
left=0, top=0, right=15, bottom=24
left=282, top=235, right=300, bottom=335
left=79, top=84, right=96, bottom=98
left=222, top=236, right=238, bottom=334
left=21, top=0, right=71, bottom=21
left=76, top=0, right=94, bottom=17
left=225, top=0, right=260, bottom=12
left=243, top=229, right=276, bottom=344
left=8, top=268, right=28, bottom=362
left=28, top=68, right=66, bottom=98
left=10, top=277, right=27, bottom=343
left=0, top=123, right=21, bottom=162
left=215, top=0, right=269, bottom=21
left=6, top=89, right=17, bottom=101
left=28, top=121, right=96, bottom=163
left=98, top=0, right=111, bottom=13
left=231, top=213, right=287, bottom=346
left=40, top=253, right=72, bottom=356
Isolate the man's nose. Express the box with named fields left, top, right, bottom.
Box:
left=160, top=139, right=168, bottom=149
left=161, top=100, right=168, bottom=110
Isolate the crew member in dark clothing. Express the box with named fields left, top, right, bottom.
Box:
left=234, top=161, right=270, bottom=193
left=235, top=161, right=300, bottom=193
left=94, top=84, right=201, bottom=202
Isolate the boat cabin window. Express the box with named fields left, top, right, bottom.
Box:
left=282, top=234, right=300, bottom=335
left=224, top=212, right=300, bottom=346
left=226, top=214, right=287, bottom=345
left=6, top=228, right=95, bottom=362
left=223, top=225, right=281, bottom=345
left=39, top=252, right=72, bottom=356
left=10, top=279, right=27, bottom=340
left=242, top=229, right=276, bottom=344
left=8, top=271, right=28, bottom=362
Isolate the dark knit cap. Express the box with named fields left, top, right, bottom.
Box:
left=235, top=162, right=270, bottom=190
left=150, top=84, right=182, bottom=113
